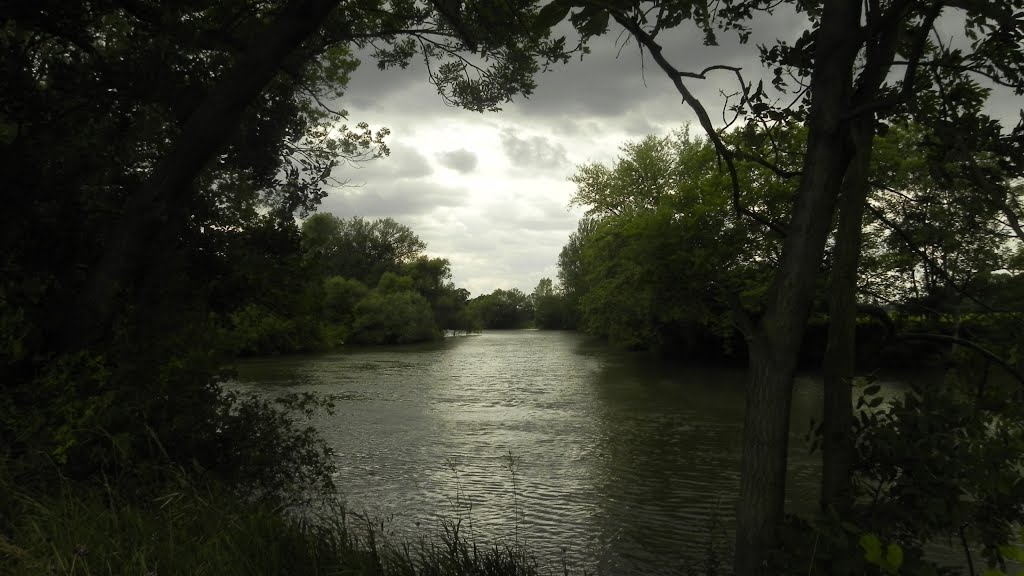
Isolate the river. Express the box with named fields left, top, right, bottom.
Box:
left=230, top=330, right=925, bottom=574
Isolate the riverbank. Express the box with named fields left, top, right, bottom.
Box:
left=0, top=469, right=566, bottom=576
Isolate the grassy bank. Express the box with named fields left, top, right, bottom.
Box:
left=0, top=470, right=554, bottom=576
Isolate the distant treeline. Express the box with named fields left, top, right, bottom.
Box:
left=226, top=213, right=479, bottom=353
left=467, top=278, right=575, bottom=331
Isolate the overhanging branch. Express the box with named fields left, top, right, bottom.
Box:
left=898, top=332, right=1024, bottom=386
left=610, top=10, right=787, bottom=238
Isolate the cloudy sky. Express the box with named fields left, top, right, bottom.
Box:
left=316, top=12, right=1018, bottom=296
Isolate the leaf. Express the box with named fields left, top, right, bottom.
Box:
left=864, top=384, right=881, bottom=396
left=860, top=533, right=882, bottom=564
left=999, top=544, right=1024, bottom=562
left=886, top=543, right=904, bottom=570
left=535, top=1, right=571, bottom=29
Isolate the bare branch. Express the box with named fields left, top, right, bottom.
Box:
left=865, top=201, right=997, bottom=313
left=891, top=59, right=1023, bottom=90
left=303, top=86, right=348, bottom=117
left=898, top=333, right=1024, bottom=386
left=732, top=149, right=802, bottom=178
left=675, top=64, right=745, bottom=80
left=610, top=10, right=787, bottom=238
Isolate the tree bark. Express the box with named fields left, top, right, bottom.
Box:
left=821, top=118, right=874, bottom=518
left=733, top=0, right=862, bottom=573
left=61, top=0, right=343, bottom=351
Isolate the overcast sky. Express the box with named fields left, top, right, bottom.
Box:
left=317, top=12, right=1020, bottom=296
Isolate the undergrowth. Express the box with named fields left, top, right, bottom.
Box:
left=0, top=462, right=564, bottom=576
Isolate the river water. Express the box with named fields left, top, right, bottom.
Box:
left=230, top=330, right=918, bottom=574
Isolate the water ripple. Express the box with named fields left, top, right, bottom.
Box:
left=232, top=331, right=825, bottom=575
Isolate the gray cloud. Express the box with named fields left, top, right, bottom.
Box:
left=500, top=129, right=569, bottom=172
left=481, top=193, right=577, bottom=232
left=319, top=180, right=467, bottom=219
left=318, top=11, right=1021, bottom=296
left=334, top=141, right=432, bottom=185
left=436, top=148, right=478, bottom=173
left=321, top=16, right=816, bottom=295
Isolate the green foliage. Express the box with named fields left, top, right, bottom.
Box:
left=0, top=3, right=576, bottom=575
left=560, top=127, right=788, bottom=352
left=377, top=271, right=416, bottom=294
left=302, top=214, right=427, bottom=285
left=292, top=219, right=477, bottom=345
left=323, top=276, right=370, bottom=325
left=401, top=256, right=476, bottom=332
left=861, top=123, right=1016, bottom=313
left=859, top=533, right=904, bottom=574
left=229, top=303, right=323, bottom=356
left=532, top=277, right=574, bottom=329
left=351, top=288, right=439, bottom=345
left=848, top=363, right=1024, bottom=571
left=469, top=288, right=535, bottom=329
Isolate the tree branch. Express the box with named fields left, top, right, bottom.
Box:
left=865, top=201, right=997, bottom=313
left=610, top=10, right=787, bottom=238
left=844, top=1, right=942, bottom=120
left=898, top=332, right=1024, bottom=386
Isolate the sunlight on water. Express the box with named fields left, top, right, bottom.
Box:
left=229, top=331, right=921, bottom=575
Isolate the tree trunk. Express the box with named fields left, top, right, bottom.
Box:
left=61, top=0, right=343, bottom=351
left=821, top=118, right=874, bottom=518
left=733, top=0, right=862, bottom=573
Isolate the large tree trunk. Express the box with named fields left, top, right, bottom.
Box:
left=821, top=119, right=874, bottom=518
left=60, top=0, right=343, bottom=351
left=732, top=0, right=863, bottom=572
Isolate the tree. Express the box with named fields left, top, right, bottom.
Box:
left=301, top=214, right=428, bottom=284
left=350, top=274, right=439, bottom=344
left=322, top=275, right=369, bottom=342
left=469, top=288, right=535, bottom=329
left=0, top=0, right=572, bottom=493
left=402, top=256, right=476, bottom=332
left=557, top=217, right=598, bottom=326
left=561, top=128, right=788, bottom=352
left=541, top=1, right=1024, bottom=571
left=532, top=277, right=572, bottom=329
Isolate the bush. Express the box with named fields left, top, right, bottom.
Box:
left=351, top=289, right=439, bottom=345
left=228, top=303, right=325, bottom=355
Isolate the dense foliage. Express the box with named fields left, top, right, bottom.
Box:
left=558, top=121, right=1024, bottom=572
left=539, top=0, right=1024, bottom=570
left=558, top=128, right=792, bottom=355
left=0, top=0, right=571, bottom=571
left=7, top=0, right=1024, bottom=573
left=226, top=212, right=478, bottom=353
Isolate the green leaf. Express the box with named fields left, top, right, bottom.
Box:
left=860, top=533, right=882, bottom=563
left=999, top=544, right=1024, bottom=562
left=864, top=383, right=881, bottom=396
left=535, top=1, right=571, bottom=29
left=886, top=542, right=903, bottom=570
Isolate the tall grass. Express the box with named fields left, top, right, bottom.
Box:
left=0, top=464, right=567, bottom=576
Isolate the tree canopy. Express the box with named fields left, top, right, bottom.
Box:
left=539, top=1, right=1024, bottom=571
left=0, top=0, right=572, bottom=518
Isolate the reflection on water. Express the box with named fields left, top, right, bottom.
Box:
left=230, top=331, right=910, bottom=574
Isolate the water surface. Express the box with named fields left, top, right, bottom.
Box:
left=231, top=330, right=899, bottom=574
